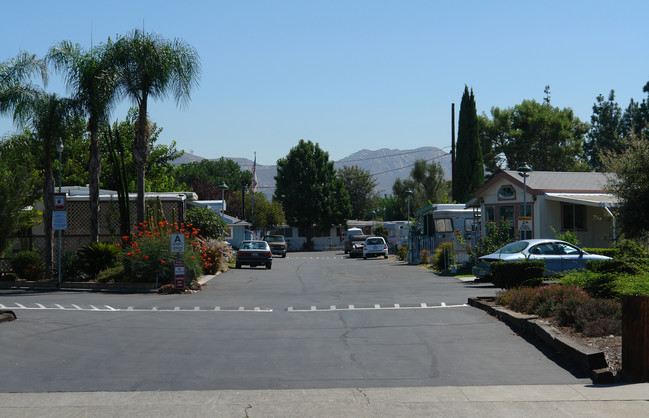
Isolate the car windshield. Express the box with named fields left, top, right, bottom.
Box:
left=265, top=236, right=284, bottom=242
left=367, top=238, right=383, bottom=245
left=241, top=242, right=267, bottom=250
left=498, top=241, right=529, bottom=254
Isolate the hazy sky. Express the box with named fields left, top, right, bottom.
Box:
left=2, top=0, right=648, bottom=165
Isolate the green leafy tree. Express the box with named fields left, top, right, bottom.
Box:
left=241, top=192, right=285, bottom=232
left=392, top=159, right=449, bottom=217
left=480, top=90, right=590, bottom=173
left=274, top=139, right=351, bottom=248
left=0, top=136, right=41, bottom=256
left=453, top=86, right=484, bottom=203
left=110, top=29, right=201, bottom=224
left=49, top=40, right=121, bottom=242
left=602, top=135, right=649, bottom=241
left=585, top=91, right=623, bottom=171
left=175, top=158, right=252, bottom=200
left=337, top=165, right=378, bottom=220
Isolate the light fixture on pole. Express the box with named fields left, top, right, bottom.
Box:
left=218, top=182, right=229, bottom=215
left=372, top=210, right=376, bottom=234
left=56, top=139, right=64, bottom=284
left=517, top=162, right=532, bottom=240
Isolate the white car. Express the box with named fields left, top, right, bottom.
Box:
left=363, top=236, right=388, bottom=259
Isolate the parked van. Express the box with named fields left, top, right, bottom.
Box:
left=343, top=228, right=364, bottom=254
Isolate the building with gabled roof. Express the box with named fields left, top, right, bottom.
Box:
left=466, top=171, right=618, bottom=248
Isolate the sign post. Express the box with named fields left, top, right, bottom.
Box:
left=174, top=259, right=185, bottom=290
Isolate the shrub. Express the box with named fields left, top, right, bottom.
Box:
left=185, top=207, right=229, bottom=239
left=420, top=249, right=430, bottom=265
left=11, top=250, right=45, bottom=281
left=75, top=242, right=121, bottom=280
left=582, top=248, right=618, bottom=258
left=432, top=243, right=454, bottom=271
left=121, top=220, right=203, bottom=283
left=396, top=245, right=408, bottom=261
left=489, top=259, right=545, bottom=289
left=559, top=270, right=618, bottom=300
left=58, top=250, right=78, bottom=281
left=469, top=219, right=516, bottom=261
left=96, top=265, right=126, bottom=283
left=195, top=238, right=232, bottom=274
left=550, top=226, right=580, bottom=246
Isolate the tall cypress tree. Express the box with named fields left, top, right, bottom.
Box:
left=453, top=86, right=484, bottom=203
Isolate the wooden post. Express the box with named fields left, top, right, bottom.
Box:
left=622, top=295, right=649, bottom=382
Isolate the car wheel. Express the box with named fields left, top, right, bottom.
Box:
left=384, top=255, right=388, bottom=259
left=266, top=263, right=272, bottom=269
left=282, top=253, right=286, bottom=258
left=235, top=263, right=241, bottom=269
left=363, top=255, right=368, bottom=260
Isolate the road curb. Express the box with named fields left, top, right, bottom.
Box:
left=468, top=296, right=613, bottom=384
left=0, top=310, right=17, bottom=323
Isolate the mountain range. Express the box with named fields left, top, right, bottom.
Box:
left=174, top=146, right=452, bottom=198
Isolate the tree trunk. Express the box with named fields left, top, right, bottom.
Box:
left=88, top=129, right=101, bottom=242
left=134, top=101, right=150, bottom=224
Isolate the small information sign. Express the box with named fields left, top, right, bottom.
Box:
left=53, top=211, right=67, bottom=230
left=170, top=233, right=185, bottom=253
left=518, top=216, right=532, bottom=231
left=174, top=259, right=185, bottom=290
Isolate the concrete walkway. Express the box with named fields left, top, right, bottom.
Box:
left=1, top=384, right=648, bottom=417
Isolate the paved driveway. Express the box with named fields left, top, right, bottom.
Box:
left=0, top=252, right=591, bottom=392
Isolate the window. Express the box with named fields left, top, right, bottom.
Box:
left=562, top=204, right=586, bottom=230
left=464, top=219, right=475, bottom=232
left=498, top=185, right=516, bottom=200
left=485, top=205, right=495, bottom=222
left=555, top=242, right=581, bottom=255
left=498, top=206, right=515, bottom=225
left=529, top=243, right=557, bottom=255
left=434, top=218, right=453, bottom=233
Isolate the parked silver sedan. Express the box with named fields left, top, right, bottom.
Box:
left=472, top=239, right=611, bottom=279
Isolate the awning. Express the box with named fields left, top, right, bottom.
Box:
left=544, top=193, right=619, bottom=208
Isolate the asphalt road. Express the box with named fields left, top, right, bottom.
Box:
left=0, top=252, right=591, bottom=392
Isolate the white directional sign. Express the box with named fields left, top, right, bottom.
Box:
left=170, top=233, right=185, bottom=253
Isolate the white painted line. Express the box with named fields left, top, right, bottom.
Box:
left=152, top=307, right=158, bottom=311
left=310, top=306, right=317, bottom=311
left=0, top=304, right=5, bottom=309
left=349, top=305, right=355, bottom=310
left=90, top=305, right=100, bottom=311
left=105, top=305, right=117, bottom=311
left=238, top=307, right=245, bottom=311
left=330, top=305, right=336, bottom=310
left=288, top=307, right=293, bottom=311
left=214, top=307, right=220, bottom=311
left=421, top=303, right=428, bottom=308
left=174, top=307, right=181, bottom=311
left=36, top=303, right=46, bottom=309
left=254, top=307, right=260, bottom=311
left=441, top=302, right=447, bottom=307
left=72, top=304, right=82, bottom=310
left=16, top=303, right=26, bottom=309
left=394, top=304, right=400, bottom=309
left=55, top=304, right=64, bottom=310
left=127, top=306, right=134, bottom=311
left=194, top=307, right=200, bottom=311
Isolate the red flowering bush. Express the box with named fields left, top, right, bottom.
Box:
left=121, top=220, right=203, bottom=283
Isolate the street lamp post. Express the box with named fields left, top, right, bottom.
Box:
left=405, top=189, right=413, bottom=263
left=517, top=162, right=532, bottom=240
left=218, top=182, right=229, bottom=216
left=56, top=139, right=64, bottom=284
left=371, top=210, right=376, bottom=234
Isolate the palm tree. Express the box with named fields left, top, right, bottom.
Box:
left=1, top=51, right=48, bottom=121
left=111, top=29, right=200, bottom=223
left=48, top=41, right=120, bottom=242
left=2, top=52, right=76, bottom=277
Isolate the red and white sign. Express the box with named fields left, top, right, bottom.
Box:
left=174, top=259, right=185, bottom=290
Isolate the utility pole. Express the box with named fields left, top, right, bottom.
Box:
left=451, top=103, right=456, bottom=197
